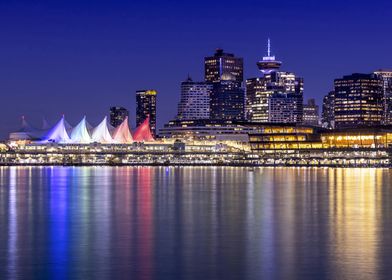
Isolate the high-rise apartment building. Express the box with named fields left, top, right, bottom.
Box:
left=176, top=77, right=212, bottom=120
left=246, top=40, right=303, bottom=123
left=303, top=98, right=320, bottom=126
left=374, top=70, right=392, bottom=125
left=204, top=49, right=245, bottom=120
left=334, top=73, right=383, bottom=128
left=321, top=91, right=335, bottom=129
left=109, top=106, right=129, bottom=128
left=136, top=90, right=157, bottom=136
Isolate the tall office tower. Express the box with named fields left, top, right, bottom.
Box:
left=303, top=98, right=320, bottom=126
left=268, top=93, right=303, bottom=123
left=334, top=73, right=383, bottom=128
left=204, top=49, right=245, bottom=120
left=246, top=39, right=304, bottom=123
left=205, top=48, right=243, bottom=83
left=136, top=90, right=157, bottom=136
left=110, top=106, right=129, bottom=127
left=176, top=76, right=212, bottom=120
left=374, top=70, right=392, bottom=124
left=321, top=91, right=335, bottom=129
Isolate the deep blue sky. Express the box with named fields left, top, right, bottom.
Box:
left=0, top=0, right=391, bottom=138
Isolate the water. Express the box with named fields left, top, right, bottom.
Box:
left=0, top=167, right=392, bottom=280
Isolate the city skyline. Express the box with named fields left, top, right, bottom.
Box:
left=3, top=2, right=392, bottom=280
left=5, top=43, right=391, bottom=134
left=0, top=0, right=391, bottom=138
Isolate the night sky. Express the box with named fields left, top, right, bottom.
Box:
left=0, top=0, right=391, bottom=138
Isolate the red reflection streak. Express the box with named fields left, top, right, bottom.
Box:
left=137, top=168, right=154, bottom=280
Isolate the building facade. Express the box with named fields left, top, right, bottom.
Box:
left=205, top=48, right=243, bottom=83
left=334, top=73, right=383, bottom=128
left=109, top=106, right=129, bottom=128
left=303, top=98, right=320, bottom=126
left=159, top=119, right=258, bottom=142
left=204, top=49, right=245, bottom=120
left=176, top=77, right=212, bottom=120
left=268, top=93, right=303, bottom=123
left=374, top=70, right=392, bottom=125
left=136, top=90, right=157, bottom=136
left=321, top=91, right=335, bottom=129
left=246, top=40, right=303, bottom=123
left=210, top=81, right=245, bottom=121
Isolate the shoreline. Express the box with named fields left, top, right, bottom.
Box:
left=0, top=162, right=390, bottom=168
left=2, top=142, right=392, bottom=168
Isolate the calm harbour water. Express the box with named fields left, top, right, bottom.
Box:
left=0, top=166, right=392, bottom=280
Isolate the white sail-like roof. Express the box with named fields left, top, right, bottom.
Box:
left=112, top=116, right=133, bottom=143
left=42, top=116, right=72, bottom=143
left=70, top=116, right=92, bottom=143
left=91, top=117, right=113, bottom=143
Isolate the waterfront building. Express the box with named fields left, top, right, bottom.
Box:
left=248, top=125, right=392, bottom=167
left=6, top=116, right=392, bottom=167
left=374, top=70, right=392, bottom=124
left=204, top=49, right=245, bottom=120
left=136, top=90, right=157, bottom=137
left=110, top=106, right=129, bottom=128
left=320, top=127, right=392, bottom=148
left=321, top=91, right=335, bottom=129
left=2, top=140, right=248, bottom=166
left=249, top=124, right=320, bottom=150
left=159, top=119, right=258, bottom=142
left=176, top=76, right=212, bottom=120
left=8, top=114, right=157, bottom=144
left=246, top=39, right=303, bottom=123
left=334, top=73, right=384, bottom=128
left=303, top=98, right=320, bottom=126
left=268, top=93, right=303, bottom=123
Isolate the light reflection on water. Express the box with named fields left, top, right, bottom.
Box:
left=0, top=167, right=391, bottom=280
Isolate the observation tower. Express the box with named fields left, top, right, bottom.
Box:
left=257, top=38, right=282, bottom=75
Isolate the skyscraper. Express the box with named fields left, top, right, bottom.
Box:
left=321, top=91, right=335, bottom=129
left=176, top=76, right=212, bottom=120
left=205, top=48, right=243, bottom=83
left=246, top=39, right=303, bottom=123
left=204, top=49, right=245, bottom=120
left=374, top=70, right=392, bottom=125
left=109, top=106, right=129, bottom=128
left=334, top=73, right=383, bottom=128
left=268, top=93, right=303, bottom=123
left=136, top=90, right=157, bottom=137
left=303, top=98, right=320, bottom=126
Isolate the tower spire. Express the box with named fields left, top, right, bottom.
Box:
left=267, top=38, right=271, bottom=57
